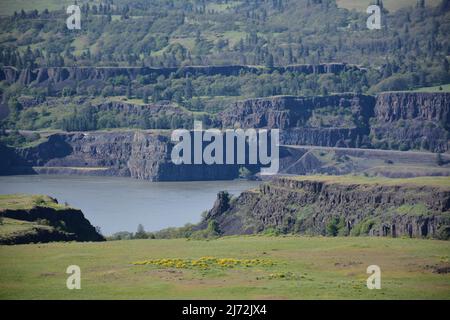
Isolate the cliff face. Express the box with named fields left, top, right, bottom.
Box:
left=371, top=92, right=450, bottom=152
left=219, top=94, right=375, bottom=148
left=375, top=92, right=450, bottom=123
left=219, top=92, right=449, bottom=152
left=0, top=202, right=104, bottom=244
left=0, top=63, right=357, bottom=87
left=1, top=92, right=449, bottom=180
left=220, top=94, right=375, bottom=130
left=1, top=131, right=241, bottom=181
left=199, top=177, right=450, bottom=239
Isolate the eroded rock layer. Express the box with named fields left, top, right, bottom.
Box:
left=198, top=177, right=450, bottom=239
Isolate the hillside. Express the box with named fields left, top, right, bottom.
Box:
left=0, top=1, right=449, bottom=159
left=0, top=194, right=105, bottom=244
left=0, top=0, right=449, bottom=94
left=337, top=0, right=442, bottom=11
left=195, top=175, right=450, bottom=239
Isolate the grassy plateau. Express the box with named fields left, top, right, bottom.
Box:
left=0, top=236, right=449, bottom=299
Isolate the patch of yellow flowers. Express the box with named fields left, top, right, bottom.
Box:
left=133, top=256, right=274, bottom=270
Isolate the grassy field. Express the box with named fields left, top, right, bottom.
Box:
left=412, top=84, right=450, bottom=92
left=0, top=194, right=68, bottom=211
left=337, top=0, right=441, bottom=12
left=290, top=175, right=450, bottom=188
left=0, top=236, right=449, bottom=299
left=0, top=0, right=440, bottom=16
left=0, top=0, right=70, bottom=15
left=0, top=0, right=106, bottom=16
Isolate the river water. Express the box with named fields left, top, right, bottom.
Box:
left=0, top=175, right=260, bottom=235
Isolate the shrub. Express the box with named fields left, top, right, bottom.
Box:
left=436, top=226, right=450, bottom=240
left=263, top=227, right=282, bottom=236
left=36, top=218, right=51, bottom=226
left=109, top=231, right=134, bottom=240
left=351, top=218, right=377, bottom=236
left=437, top=153, right=444, bottom=166
left=206, top=219, right=221, bottom=237
left=238, top=167, right=252, bottom=179
left=326, top=216, right=340, bottom=236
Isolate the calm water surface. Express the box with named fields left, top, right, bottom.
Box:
left=0, top=175, right=260, bottom=235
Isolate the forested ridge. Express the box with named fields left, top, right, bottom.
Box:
left=1, top=0, right=449, bottom=89
left=0, top=0, right=449, bottom=153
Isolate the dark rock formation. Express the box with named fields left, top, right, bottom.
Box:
left=1, top=92, right=449, bottom=180
left=219, top=92, right=449, bottom=152
left=0, top=63, right=359, bottom=87
left=371, top=92, right=450, bottom=152
left=0, top=202, right=105, bottom=244
left=219, top=94, right=375, bottom=148
left=198, top=177, right=450, bottom=239
left=375, top=92, right=450, bottom=123
left=0, top=131, right=241, bottom=181
left=220, top=94, right=375, bottom=130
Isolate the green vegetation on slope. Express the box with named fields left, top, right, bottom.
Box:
left=0, top=236, right=449, bottom=299
left=290, top=175, right=450, bottom=188
left=411, top=84, right=450, bottom=92
left=0, top=194, right=69, bottom=211
left=0, top=194, right=104, bottom=244
left=337, top=0, right=441, bottom=11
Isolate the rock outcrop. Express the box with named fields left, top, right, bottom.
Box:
left=220, top=94, right=375, bottom=130
left=219, top=92, right=449, bottom=152
left=1, top=92, right=449, bottom=180
left=198, top=177, right=450, bottom=239
left=219, top=94, right=375, bottom=148
left=0, top=199, right=105, bottom=244
left=374, top=92, right=450, bottom=123
left=0, top=63, right=358, bottom=87
left=0, top=131, right=241, bottom=181
left=370, top=92, right=450, bottom=152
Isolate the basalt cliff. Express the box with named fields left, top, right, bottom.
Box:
left=196, top=177, right=450, bottom=240
left=0, top=196, right=105, bottom=245
left=219, top=92, right=450, bottom=152
left=0, top=92, right=449, bottom=180
left=0, top=131, right=241, bottom=181
left=0, top=63, right=357, bottom=87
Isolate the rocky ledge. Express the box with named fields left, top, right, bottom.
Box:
left=0, top=195, right=105, bottom=245
left=196, top=176, right=450, bottom=240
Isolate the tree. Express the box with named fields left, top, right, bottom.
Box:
left=206, top=220, right=221, bottom=237
left=326, top=217, right=340, bottom=236
left=437, top=153, right=445, bottom=166
left=126, top=83, right=132, bottom=99
left=184, top=77, right=193, bottom=99
left=266, top=53, right=274, bottom=68
left=135, top=224, right=148, bottom=239
left=143, top=90, right=149, bottom=104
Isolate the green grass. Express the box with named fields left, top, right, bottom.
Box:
left=0, top=194, right=68, bottom=211
left=395, top=204, right=429, bottom=216
left=290, top=175, right=450, bottom=188
left=0, top=0, right=68, bottom=15
left=0, top=0, right=105, bottom=16
left=0, top=218, right=35, bottom=236
left=0, top=218, right=54, bottom=242
left=0, top=236, right=449, bottom=299
left=411, top=84, right=450, bottom=93
left=337, top=0, right=441, bottom=12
